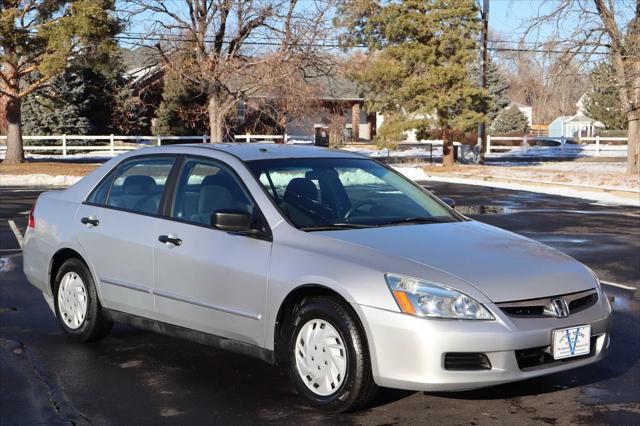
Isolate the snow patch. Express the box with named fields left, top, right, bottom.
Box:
left=487, top=144, right=627, bottom=159
left=391, top=165, right=640, bottom=207
left=0, top=174, right=83, bottom=187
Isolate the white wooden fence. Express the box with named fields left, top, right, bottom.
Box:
left=0, top=134, right=314, bottom=158
left=0, top=135, right=209, bottom=156
left=486, top=135, right=628, bottom=155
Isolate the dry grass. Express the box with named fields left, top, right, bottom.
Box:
left=423, top=163, right=640, bottom=191
left=0, top=162, right=98, bottom=176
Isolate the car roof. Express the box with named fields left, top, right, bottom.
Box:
left=182, top=143, right=366, bottom=161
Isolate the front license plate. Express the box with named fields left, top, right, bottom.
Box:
left=553, top=325, right=591, bottom=360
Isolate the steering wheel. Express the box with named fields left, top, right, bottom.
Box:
left=344, top=200, right=379, bottom=218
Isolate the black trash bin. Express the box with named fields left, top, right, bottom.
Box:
left=314, top=128, right=329, bottom=147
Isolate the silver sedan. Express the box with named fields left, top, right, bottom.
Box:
left=23, top=143, right=611, bottom=412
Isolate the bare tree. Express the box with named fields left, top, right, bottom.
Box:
left=522, top=0, right=639, bottom=173
left=500, top=47, right=587, bottom=124
left=239, top=55, right=331, bottom=136
left=127, top=0, right=335, bottom=142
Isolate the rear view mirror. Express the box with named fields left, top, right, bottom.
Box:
left=441, top=197, right=456, bottom=209
left=211, top=210, right=253, bottom=232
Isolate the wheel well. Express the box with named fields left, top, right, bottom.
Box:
left=49, top=248, right=86, bottom=293
left=273, top=285, right=365, bottom=364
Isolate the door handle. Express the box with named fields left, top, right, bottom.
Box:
left=158, top=234, right=182, bottom=246
left=80, top=216, right=99, bottom=227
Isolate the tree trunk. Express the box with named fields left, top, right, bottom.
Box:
left=628, top=109, right=639, bottom=174
left=3, top=97, right=24, bottom=164
left=208, top=96, right=225, bottom=143
left=351, top=102, right=360, bottom=141
left=442, top=126, right=455, bottom=167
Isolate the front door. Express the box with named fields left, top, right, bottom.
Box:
left=76, top=155, right=176, bottom=318
left=153, top=156, right=271, bottom=346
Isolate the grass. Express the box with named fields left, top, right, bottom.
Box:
left=0, top=162, right=98, bottom=176
left=422, top=163, right=640, bottom=190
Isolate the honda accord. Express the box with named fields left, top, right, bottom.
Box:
left=23, top=143, right=611, bottom=412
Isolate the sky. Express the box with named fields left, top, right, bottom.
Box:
left=121, top=1, right=570, bottom=49
left=119, top=0, right=635, bottom=58
left=489, top=0, right=542, bottom=36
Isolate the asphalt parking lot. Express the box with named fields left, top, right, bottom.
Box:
left=1, top=183, right=639, bottom=425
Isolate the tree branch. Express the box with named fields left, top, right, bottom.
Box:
left=17, top=75, right=52, bottom=99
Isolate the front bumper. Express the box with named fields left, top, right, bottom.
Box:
left=356, top=294, right=612, bottom=392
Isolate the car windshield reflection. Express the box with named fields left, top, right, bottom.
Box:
left=246, top=158, right=459, bottom=231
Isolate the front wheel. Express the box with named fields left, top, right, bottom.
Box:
left=53, top=258, right=112, bottom=342
left=287, top=297, right=377, bottom=412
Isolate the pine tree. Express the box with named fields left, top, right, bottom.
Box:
left=154, top=70, right=208, bottom=136
left=20, top=52, right=146, bottom=137
left=1, top=0, right=120, bottom=163
left=340, top=0, right=488, bottom=166
left=469, top=60, right=510, bottom=123
left=22, top=67, right=105, bottom=136
left=583, top=62, right=628, bottom=130
left=491, top=106, right=529, bottom=134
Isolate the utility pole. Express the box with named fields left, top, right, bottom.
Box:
left=475, top=0, right=489, bottom=163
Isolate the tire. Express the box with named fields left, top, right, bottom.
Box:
left=287, top=296, right=378, bottom=412
left=53, top=258, right=112, bottom=342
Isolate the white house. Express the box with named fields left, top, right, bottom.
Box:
left=548, top=114, right=604, bottom=138
left=510, top=102, right=533, bottom=126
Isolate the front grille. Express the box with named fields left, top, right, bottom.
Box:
left=515, top=336, right=598, bottom=371
left=444, top=353, right=492, bottom=371
left=496, top=289, right=598, bottom=318
left=568, top=292, right=598, bottom=313
left=500, top=305, right=544, bottom=317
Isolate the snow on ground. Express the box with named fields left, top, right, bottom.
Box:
left=343, top=146, right=445, bottom=158
left=486, top=144, right=627, bottom=158
left=344, top=141, right=628, bottom=162
left=428, top=162, right=639, bottom=192
left=393, top=165, right=640, bottom=206
left=0, top=173, right=83, bottom=187
left=0, top=150, right=124, bottom=162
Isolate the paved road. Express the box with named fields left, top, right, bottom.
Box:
left=1, top=184, right=638, bottom=425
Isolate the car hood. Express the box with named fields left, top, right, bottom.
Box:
left=316, top=220, right=597, bottom=303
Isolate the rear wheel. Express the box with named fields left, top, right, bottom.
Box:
left=53, top=258, right=112, bottom=342
left=287, top=296, right=377, bottom=412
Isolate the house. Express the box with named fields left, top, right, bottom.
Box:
left=510, top=102, right=533, bottom=127
left=548, top=93, right=605, bottom=139
left=548, top=114, right=604, bottom=138
left=128, top=64, right=376, bottom=143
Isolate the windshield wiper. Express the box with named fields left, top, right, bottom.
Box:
left=381, top=216, right=453, bottom=227
left=300, top=223, right=372, bottom=231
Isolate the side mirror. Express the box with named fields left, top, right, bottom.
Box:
left=441, top=197, right=456, bottom=209
left=211, top=210, right=254, bottom=233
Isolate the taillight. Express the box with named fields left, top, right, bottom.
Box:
left=28, top=205, right=35, bottom=228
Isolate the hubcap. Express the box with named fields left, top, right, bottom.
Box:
left=57, top=272, right=88, bottom=330
left=294, top=319, right=347, bottom=396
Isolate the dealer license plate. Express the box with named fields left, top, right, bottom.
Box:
left=553, top=325, right=591, bottom=360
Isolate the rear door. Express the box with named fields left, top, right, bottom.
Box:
left=153, top=156, right=272, bottom=346
left=75, top=155, right=177, bottom=318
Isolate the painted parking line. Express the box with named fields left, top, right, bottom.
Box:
left=601, top=280, right=637, bottom=291
left=8, top=220, right=23, bottom=249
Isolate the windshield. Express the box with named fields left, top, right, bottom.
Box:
left=246, top=157, right=460, bottom=230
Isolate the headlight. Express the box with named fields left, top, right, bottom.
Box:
left=385, top=273, right=494, bottom=320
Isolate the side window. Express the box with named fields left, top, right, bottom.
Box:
left=86, top=170, right=115, bottom=205
left=171, top=158, right=255, bottom=226
left=106, top=156, right=176, bottom=215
